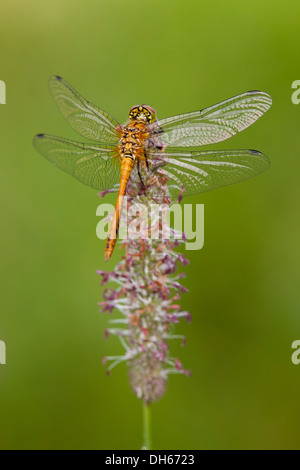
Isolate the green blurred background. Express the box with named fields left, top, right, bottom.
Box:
left=0, top=0, right=299, bottom=450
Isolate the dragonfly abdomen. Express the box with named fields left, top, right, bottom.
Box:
left=104, top=122, right=149, bottom=261
left=104, top=156, right=135, bottom=261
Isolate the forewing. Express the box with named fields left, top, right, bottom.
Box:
left=152, top=148, right=270, bottom=200
left=158, top=91, right=272, bottom=147
left=33, top=134, right=120, bottom=191
left=49, top=76, right=120, bottom=143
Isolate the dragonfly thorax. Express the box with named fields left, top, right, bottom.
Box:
left=119, top=121, right=149, bottom=161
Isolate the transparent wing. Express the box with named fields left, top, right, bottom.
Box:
left=48, top=76, right=120, bottom=143
left=157, top=91, right=272, bottom=147
left=33, top=134, right=120, bottom=191
left=151, top=148, right=270, bottom=200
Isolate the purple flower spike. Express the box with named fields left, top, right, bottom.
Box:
left=98, top=170, right=191, bottom=403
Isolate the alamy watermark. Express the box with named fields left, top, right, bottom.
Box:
left=96, top=200, right=204, bottom=251
left=291, top=340, right=300, bottom=365
left=0, top=80, right=6, bottom=104
left=0, top=340, right=6, bottom=365
left=291, top=80, right=300, bottom=104
left=0, top=81, right=7, bottom=360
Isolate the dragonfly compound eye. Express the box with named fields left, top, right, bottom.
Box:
left=128, top=105, right=156, bottom=123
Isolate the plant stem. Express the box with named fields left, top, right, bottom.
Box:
left=142, top=402, right=152, bottom=450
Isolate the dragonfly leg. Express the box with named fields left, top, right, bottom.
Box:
left=137, top=157, right=157, bottom=186
left=136, top=155, right=163, bottom=189
left=137, top=160, right=146, bottom=187
left=145, top=166, right=159, bottom=187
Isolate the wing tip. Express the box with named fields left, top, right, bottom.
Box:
left=48, top=75, right=64, bottom=90
left=33, top=133, right=46, bottom=147
left=249, top=149, right=270, bottom=169
left=248, top=149, right=262, bottom=155
left=33, top=133, right=46, bottom=152
left=247, top=90, right=273, bottom=106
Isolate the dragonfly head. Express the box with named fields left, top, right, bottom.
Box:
left=128, top=105, right=156, bottom=123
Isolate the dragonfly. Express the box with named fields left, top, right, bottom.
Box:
left=33, top=76, right=272, bottom=261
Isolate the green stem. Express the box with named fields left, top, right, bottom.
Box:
left=142, top=402, right=152, bottom=450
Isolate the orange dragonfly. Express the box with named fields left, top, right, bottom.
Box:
left=34, top=76, right=272, bottom=261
